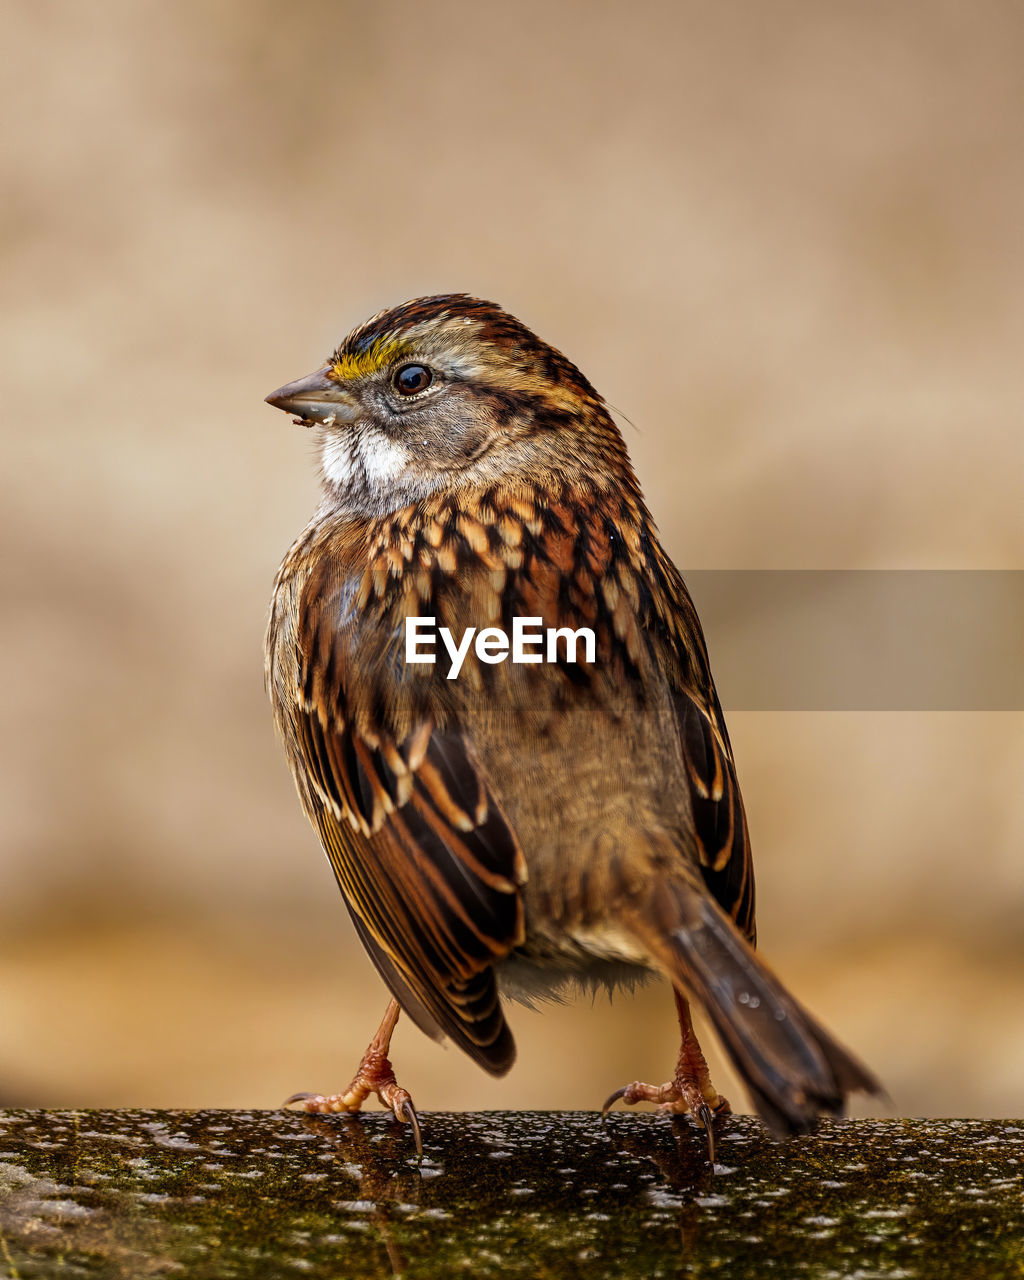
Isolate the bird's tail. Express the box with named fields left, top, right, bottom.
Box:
left=625, top=878, right=881, bottom=1135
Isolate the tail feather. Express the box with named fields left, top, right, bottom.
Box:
left=631, top=879, right=880, bottom=1136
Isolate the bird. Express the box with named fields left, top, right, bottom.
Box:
left=264, top=293, right=879, bottom=1160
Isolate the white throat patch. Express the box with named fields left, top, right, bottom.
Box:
left=320, top=426, right=411, bottom=496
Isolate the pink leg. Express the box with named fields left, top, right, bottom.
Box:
left=285, top=998, right=421, bottom=1154
left=603, top=989, right=731, bottom=1162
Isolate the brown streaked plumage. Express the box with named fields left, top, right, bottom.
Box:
left=265, top=293, right=879, bottom=1156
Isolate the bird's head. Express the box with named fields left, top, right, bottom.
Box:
left=265, top=294, right=634, bottom=516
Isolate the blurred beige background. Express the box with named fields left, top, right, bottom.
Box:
left=2, top=0, right=1022, bottom=1119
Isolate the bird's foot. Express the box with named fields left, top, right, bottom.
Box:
left=602, top=1076, right=731, bottom=1162
left=285, top=1043, right=422, bottom=1155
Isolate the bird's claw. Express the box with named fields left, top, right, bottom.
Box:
left=696, top=1101, right=715, bottom=1164
left=282, top=1078, right=422, bottom=1155
left=600, top=1078, right=730, bottom=1165
left=601, top=1085, right=628, bottom=1116
left=400, top=1097, right=423, bottom=1156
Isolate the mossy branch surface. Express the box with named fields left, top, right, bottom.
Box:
left=0, top=1110, right=1022, bottom=1278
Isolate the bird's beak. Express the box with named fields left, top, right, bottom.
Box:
left=265, top=366, right=358, bottom=425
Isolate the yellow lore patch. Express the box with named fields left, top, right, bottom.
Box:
left=330, top=337, right=409, bottom=382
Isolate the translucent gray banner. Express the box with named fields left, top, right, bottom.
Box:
left=684, top=571, right=1024, bottom=710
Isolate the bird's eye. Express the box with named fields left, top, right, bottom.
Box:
left=394, top=364, right=433, bottom=396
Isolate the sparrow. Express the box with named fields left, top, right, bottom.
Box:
left=265, top=294, right=879, bottom=1159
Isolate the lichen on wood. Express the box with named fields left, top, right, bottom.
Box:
left=1, top=1111, right=1022, bottom=1278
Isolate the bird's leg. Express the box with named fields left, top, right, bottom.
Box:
left=285, top=998, right=422, bottom=1154
left=602, top=989, right=731, bottom=1162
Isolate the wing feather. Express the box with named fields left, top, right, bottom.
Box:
left=295, top=631, right=525, bottom=1074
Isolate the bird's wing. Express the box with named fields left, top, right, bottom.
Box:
left=583, top=512, right=752, bottom=952
left=641, top=542, right=756, bottom=942
left=672, top=681, right=755, bottom=942
left=494, top=485, right=756, bottom=944
left=290, top=583, right=526, bottom=1076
